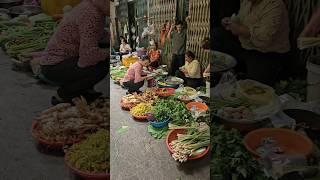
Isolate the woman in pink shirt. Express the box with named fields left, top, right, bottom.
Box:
left=122, top=56, right=151, bottom=94
left=39, top=0, right=109, bottom=105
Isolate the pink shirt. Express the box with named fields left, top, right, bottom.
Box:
left=40, top=0, right=107, bottom=68
left=123, top=61, right=145, bottom=83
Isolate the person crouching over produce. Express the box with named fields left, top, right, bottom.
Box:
left=121, top=56, right=151, bottom=94
left=176, top=51, right=203, bottom=88
left=39, top=0, right=109, bottom=105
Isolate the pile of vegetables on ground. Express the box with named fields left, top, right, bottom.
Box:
left=210, top=124, right=268, bottom=180
left=66, top=129, right=109, bottom=174
left=110, top=66, right=127, bottom=82
left=0, top=14, right=57, bottom=60
left=32, top=97, right=109, bottom=143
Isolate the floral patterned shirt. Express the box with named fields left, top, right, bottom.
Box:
left=40, top=0, right=107, bottom=67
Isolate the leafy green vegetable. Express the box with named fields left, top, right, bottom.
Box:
left=196, top=86, right=207, bottom=93
left=147, top=125, right=168, bottom=139
left=0, top=20, right=56, bottom=59
left=152, top=98, right=194, bottom=125
left=275, top=79, right=307, bottom=102
left=211, top=125, right=268, bottom=180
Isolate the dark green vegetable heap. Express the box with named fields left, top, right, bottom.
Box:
left=152, top=98, right=194, bottom=125
left=275, top=79, right=307, bottom=102
left=66, top=129, right=109, bottom=174
left=211, top=125, right=268, bottom=180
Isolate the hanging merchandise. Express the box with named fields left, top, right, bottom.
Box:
left=148, top=24, right=155, bottom=35
left=149, top=39, right=155, bottom=46
left=136, top=36, right=140, bottom=48
left=141, top=24, right=155, bottom=39
left=141, top=27, right=148, bottom=39
left=126, top=35, right=129, bottom=43
left=123, top=23, right=128, bottom=35
left=131, top=27, right=136, bottom=33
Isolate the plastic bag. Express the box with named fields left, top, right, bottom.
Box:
left=258, top=137, right=308, bottom=179
left=213, top=71, right=237, bottom=98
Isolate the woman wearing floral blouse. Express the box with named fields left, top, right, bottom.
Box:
left=213, top=0, right=290, bottom=85
left=40, top=0, right=109, bottom=105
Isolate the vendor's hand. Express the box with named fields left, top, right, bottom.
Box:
left=226, top=22, right=250, bottom=38
left=146, top=76, right=153, bottom=80
left=300, top=9, right=320, bottom=37
left=203, top=72, right=210, bottom=78
left=221, top=17, right=232, bottom=28
left=300, top=25, right=320, bottom=37
left=171, top=23, right=176, bottom=29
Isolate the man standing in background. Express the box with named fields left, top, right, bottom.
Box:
left=167, top=20, right=187, bottom=76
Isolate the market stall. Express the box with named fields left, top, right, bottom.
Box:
left=110, top=77, right=210, bottom=179
left=110, top=1, right=210, bottom=177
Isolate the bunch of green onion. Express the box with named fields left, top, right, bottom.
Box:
left=169, top=123, right=210, bottom=162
